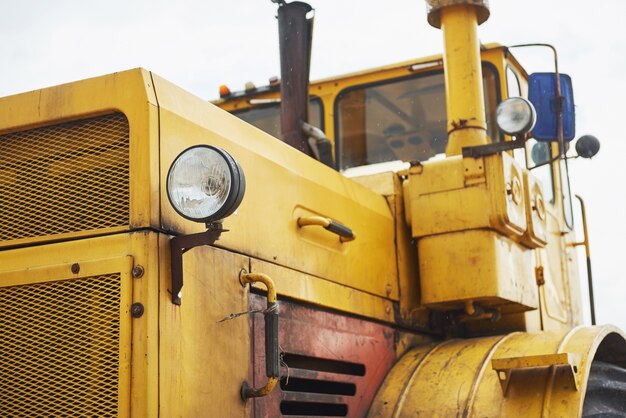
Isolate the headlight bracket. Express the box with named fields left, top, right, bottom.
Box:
left=169, top=222, right=226, bottom=305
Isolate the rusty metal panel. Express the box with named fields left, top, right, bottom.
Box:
left=250, top=295, right=396, bottom=417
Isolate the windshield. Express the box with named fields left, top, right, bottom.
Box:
left=232, top=98, right=323, bottom=140
left=336, top=64, right=500, bottom=170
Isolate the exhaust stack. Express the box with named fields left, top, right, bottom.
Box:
left=426, top=0, right=491, bottom=155
left=277, top=1, right=314, bottom=156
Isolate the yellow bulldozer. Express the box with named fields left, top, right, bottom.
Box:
left=0, top=0, right=624, bottom=416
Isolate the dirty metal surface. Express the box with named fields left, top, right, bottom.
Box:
left=249, top=294, right=396, bottom=418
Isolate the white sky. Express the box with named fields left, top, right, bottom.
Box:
left=1, top=0, right=624, bottom=331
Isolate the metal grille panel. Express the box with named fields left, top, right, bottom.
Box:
left=0, top=274, right=122, bottom=416
left=0, top=113, right=130, bottom=242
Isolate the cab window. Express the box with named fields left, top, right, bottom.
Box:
left=232, top=98, right=323, bottom=140
left=336, top=64, right=500, bottom=170
left=526, top=140, right=555, bottom=204
left=506, top=65, right=521, bottom=97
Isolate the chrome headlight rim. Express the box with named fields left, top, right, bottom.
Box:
left=166, top=144, right=246, bottom=224
left=496, top=97, right=537, bottom=136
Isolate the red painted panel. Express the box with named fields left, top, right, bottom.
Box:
left=249, top=294, right=396, bottom=418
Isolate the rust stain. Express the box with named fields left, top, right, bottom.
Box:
left=249, top=294, right=396, bottom=417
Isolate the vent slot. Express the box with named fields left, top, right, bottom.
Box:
left=0, top=274, right=122, bottom=416
left=282, top=353, right=366, bottom=376
left=278, top=353, right=362, bottom=417
left=280, top=401, right=348, bottom=416
left=0, top=113, right=130, bottom=243
left=280, top=377, right=357, bottom=396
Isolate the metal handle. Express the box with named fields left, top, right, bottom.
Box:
left=297, top=216, right=356, bottom=242
left=239, top=272, right=280, bottom=399
left=569, top=195, right=596, bottom=325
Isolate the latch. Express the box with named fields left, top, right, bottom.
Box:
left=535, top=265, right=545, bottom=286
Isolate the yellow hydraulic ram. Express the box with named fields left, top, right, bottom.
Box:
left=368, top=325, right=626, bottom=417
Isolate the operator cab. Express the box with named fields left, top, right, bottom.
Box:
left=214, top=44, right=589, bottom=235
left=214, top=44, right=510, bottom=173
left=215, top=45, right=585, bottom=232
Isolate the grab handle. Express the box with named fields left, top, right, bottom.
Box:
left=239, top=272, right=280, bottom=399
left=297, top=216, right=356, bottom=242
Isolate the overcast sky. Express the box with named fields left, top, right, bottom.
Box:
left=2, top=0, right=624, bottom=331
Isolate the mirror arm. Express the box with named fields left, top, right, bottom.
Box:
left=529, top=145, right=565, bottom=170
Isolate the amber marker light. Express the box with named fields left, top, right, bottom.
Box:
left=219, top=84, right=232, bottom=97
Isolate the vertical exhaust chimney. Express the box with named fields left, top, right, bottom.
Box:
left=276, top=1, right=314, bottom=156
left=425, top=0, right=491, bottom=156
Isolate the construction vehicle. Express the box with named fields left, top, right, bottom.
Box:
left=0, top=0, right=625, bottom=416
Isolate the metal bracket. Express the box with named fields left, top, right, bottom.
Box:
left=169, top=225, right=224, bottom=305
left=462, top=139, right=525, bottom=159
left=462, top=156, right=486, bottom=186
left=492, top=352, right=582, bottom=396
left=535, top=265, right=545, bottom=286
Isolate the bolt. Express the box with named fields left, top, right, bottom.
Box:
left=132, top=265, right=144, bottom=278
left=130, top=302, right=144, bottom=318
left=71, top=263, right=80, bottom=274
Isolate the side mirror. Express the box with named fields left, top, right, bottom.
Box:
left=531, top=141, right=551, bottom=165
left=575, top=135, right=600, bottom=159
left=528, top=73, right=575, bottom=142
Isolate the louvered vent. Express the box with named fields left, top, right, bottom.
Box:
left=0, top=273, right=122, bottom=416
left=279, top=353, right=364, bottom=417
left=250, top=295, right=396, bottom=418
left=0, top=113, right=130, bottom=243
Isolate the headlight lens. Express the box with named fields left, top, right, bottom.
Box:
left=166, top=145, right=246, bottom=223
left=496, top=97, right=537, bottom=136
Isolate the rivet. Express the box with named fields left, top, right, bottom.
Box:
left=71, top=263, right=80, bottom=274
left=131, top=302, right=145, bottom=318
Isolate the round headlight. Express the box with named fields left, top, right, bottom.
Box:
left=496, top=97, right=537, bottom=136
left=166, top=145, right=246, bottom=224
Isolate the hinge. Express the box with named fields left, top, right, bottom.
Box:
left=463, top=156, right=486, bottom=186
left=535, top=266, right=545, bottom=286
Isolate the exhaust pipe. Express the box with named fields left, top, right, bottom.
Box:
left=277, top=1, right=314, bottom=156
left=425, top=0, right=491, bottom=155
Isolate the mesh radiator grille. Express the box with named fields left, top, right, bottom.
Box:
left=0, top=113, right=130, bottom=242
left=0, top=274, right=122, bottom=416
